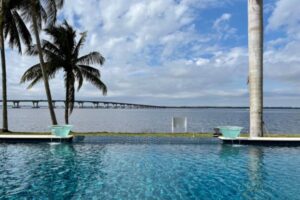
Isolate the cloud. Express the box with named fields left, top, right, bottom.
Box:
left=212, top=13, right=237, bottom=40
left=267, top=0, right=300, bottom=39
left=1, top=0, right=300, bottom=107
left=265, top=0, right=300, bottom=87
left=213, top=13, right=231, bottom=28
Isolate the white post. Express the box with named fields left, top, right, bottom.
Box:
left=171, top=118, right=174, bottom=133
left=184, top=117, right=187, bottom=133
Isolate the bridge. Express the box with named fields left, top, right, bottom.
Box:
left=2, top=100, right=297, bottom=110
left=0, top=100, right=165, bottom=109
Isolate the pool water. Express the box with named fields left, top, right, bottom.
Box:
left=0, top=143, right=299, bottom=199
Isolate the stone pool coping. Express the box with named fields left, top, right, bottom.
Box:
left=0, top=132, right=215, bottom=138
left=219, top=136, right=300, bottom=146
left=1, top=132, right=300, bottom=145
left=0, top=134, right=73, bottom=143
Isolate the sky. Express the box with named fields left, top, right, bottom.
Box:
left=3, top=0, right=300, bottom=106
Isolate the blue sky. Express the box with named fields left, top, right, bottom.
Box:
left=4, top=0, right=300, bottom=106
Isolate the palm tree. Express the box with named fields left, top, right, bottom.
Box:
left=248, top=0, right=263, bottom=137
left=21, top=21, right=107, bottom=124
left=0, top=0, right=32, bottom=132
left=19, top=0, right=64, bottom=125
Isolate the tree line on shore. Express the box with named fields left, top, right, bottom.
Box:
left=0, top=0, right=107, bottom=131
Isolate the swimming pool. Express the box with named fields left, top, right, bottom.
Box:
left=0, top=142, right=299, bottom=199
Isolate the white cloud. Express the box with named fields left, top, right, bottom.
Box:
left=213, top=13, right=237, bottom=40
left=213, top=13, right=231, bottom=28
left=267, top=0, right=300, bottom=39
left=265, top=0, right=300, bottom=88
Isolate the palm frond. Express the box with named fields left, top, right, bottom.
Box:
left=26, top=45, right=39, bottom=56
left=44, top=0, right=65, bottom=26
left=77, top=65, right=100, bottom=77
left=27, top=74, right=43, bottom=89
left=20, top=64, right=42, bottom=84
left=77, top=52, right=105, bottom=66
left=42, top=39, right=61, bottom=56
left=80, top=69, right=107, bottom=95
left=72, top=32, right=87, bottom=58
left=12, top=10, right=32, bottom=48
left=21, top=62, right=62, bottom=85
left=4, top=11, right=22, bottom=52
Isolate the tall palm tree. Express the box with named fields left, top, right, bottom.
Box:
left=21, top=21, right=107, bottom=124
left=248, top=0, right=263, bottom=137
left=19, top=0, right=64, bottom=125
left=0, top=0, right=32, bottom=132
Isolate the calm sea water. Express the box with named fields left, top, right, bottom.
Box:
left=0, top=143, right=299, bottom=199
left=1, top=108, right=300, bottom=133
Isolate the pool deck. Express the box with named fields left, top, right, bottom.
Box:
left=219, top=136, right=300, bottom=146
left=0, top=135, right=73, bottom=143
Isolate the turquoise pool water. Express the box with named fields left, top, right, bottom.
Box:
left=0, top=143, right=300, bottom=199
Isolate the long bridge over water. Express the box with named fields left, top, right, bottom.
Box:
left=0, top=100, right=298, bottom=110
left=0, top=100, right=165, bottom=109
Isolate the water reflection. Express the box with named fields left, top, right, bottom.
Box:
left=42, top=144, right=78, bottom=199
left=218, top=144, right=265, bottom=199
left=71, top=144, right=108, bottom=198
left=244, top=146, right=264, bottom=199
left=218, top=144, right=242, bottom=159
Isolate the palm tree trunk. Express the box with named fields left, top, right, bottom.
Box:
left=248, top=0, right=263, bottom=137
left=31, top=6, right=57, bottom=125
left=65, top=81, right=69, bottom=124
left=0, top=24, right=8, bottom=132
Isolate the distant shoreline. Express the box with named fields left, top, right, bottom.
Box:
left=1, top=106, right=300, bottom=109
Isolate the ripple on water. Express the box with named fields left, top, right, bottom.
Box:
left=0, top=144, right=300, bottom=199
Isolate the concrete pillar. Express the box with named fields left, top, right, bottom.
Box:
left=12, top=101, right=20, bottom=108
left=78, top=102, right=84, bottom=108
left=32, top=101, right=39, bottom=108
left=93, top=102, right=99, bottom=108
